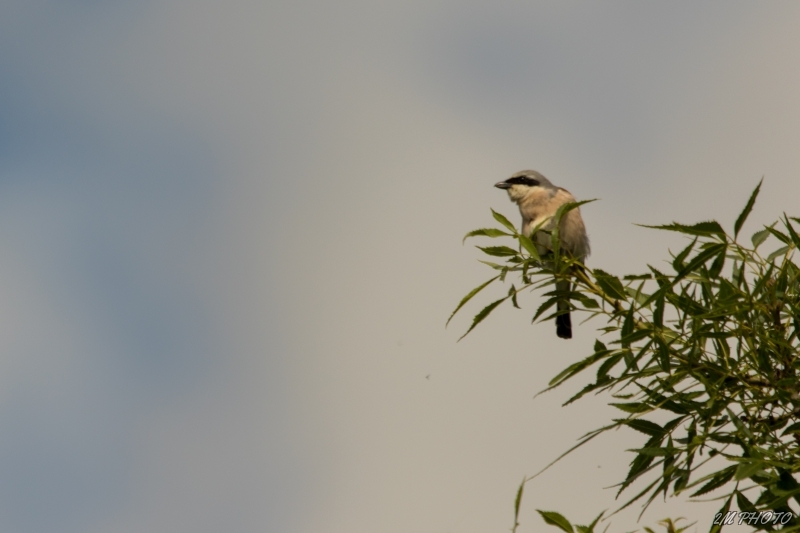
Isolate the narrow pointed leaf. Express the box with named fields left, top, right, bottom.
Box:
left=709, top=495, right=733, bottom=533
left=734, top=178, right=762, bottom=238
left=513, top=478, right=525, bottom=529
left=766, top=225, right=791, bottom=244
left=491, top=209, right=518, bottom=233
left=537, top=511, right=575, bottom=533
left=767, top=245, right=791, bottom=263
left=653, top=292, right=665, bottom=327
left=620, top=453, right=655, bottom=493
left=752, top=227, right=772, bottom=248
left=690, top=466, right=736, bottom=497
left=553, top=199, right=597, bottom=228
left=620, top=305, right=635, bottom=346
left=576, top=293, right=600, bottom=309
left=509, top=284, right=520, bottom=309
left=477, top=260, right=506, bottom=270
left=622, top=419, right=665, bottom=437
left=585, top=512, right=605, bottom=533
left=672, top=238, right=697, bottom=272
left=477, top=245, right=519, bottom=257
left=458, top=296, right=508, bottom=340
left=708, top=245, right=727, bottom=278
left=518, top=234, right=541, bottom=261
left=593, top=269, right=628, bottom=300
left=784, top=214, right=800, bottom=249
left=734, top=460, right=763, bottom=481
left=533, top=296, right=560, bottom=322
left=735, top=490, right=757, bottom=513
left=549, top=199, right=597, bottom=260
left=462, top=228, right=511, bottom=243
left=639, top=221, right=726, bottom=238
left=610, top=402, right=650, bottom=414
left=549, top=349, right=612, bottom=387
left=674, top=243, right=726, bottom=283
left=726, top=408, right=752, bottom=439
left=781, top=422, right=800, bottom=436
left=447, top=275, right=499, bottom=326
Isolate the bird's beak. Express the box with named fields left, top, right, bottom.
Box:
left=494, top=181, right=511, bottom=189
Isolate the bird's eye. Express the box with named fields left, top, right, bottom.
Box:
left=506, top=176, right=538, bottom=186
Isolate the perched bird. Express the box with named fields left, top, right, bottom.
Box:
left=495, top=170, right=590, bottom=339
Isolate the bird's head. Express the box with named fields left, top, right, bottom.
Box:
left=494, top=170, right=554, bottom=202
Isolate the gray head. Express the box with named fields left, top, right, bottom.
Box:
left=494, top=170, right=555, bottom=202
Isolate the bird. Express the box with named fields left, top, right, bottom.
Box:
left=494, top=170, right=590, bottom=339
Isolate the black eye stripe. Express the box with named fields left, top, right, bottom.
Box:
left=505, top=176, right=539, bottom=187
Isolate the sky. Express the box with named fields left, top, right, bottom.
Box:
left=1, top=1, right=799, bottom=532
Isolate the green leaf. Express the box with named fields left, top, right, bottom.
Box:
left=593, top=269, right=628, bottom=300
left=708, top=245, right=727, bottom=278
left=647, top=394, right=688, bottom=415
left=784, top=214, right=800, bottom=250
left=766, top=225, right=791, bottom=245
left=639, top=221, right=726, bottom=238
left=781, top=422, right=800, bottom=435
left=623, top=274, right=652, bottom=280
left=621, top=452, right=655, bottom=491
left=537, top=511, right=575, bottom=533
left=767, top=245, right=791, bottom=263
left=550, top=200, right=597, bottom=259
left=734, top=460, right=763, bottom=481
left=656, top=339, right=670, bottom=372
left=653, top=292, right=665, bottom=327
left=629, top=446, right=670, bottom=456
left=597, top=353, right=624, bottom=381
left=610, top=402, right=650, bottom=414
left=447, top=275, right=500, bottom=326
left=509, top=284, right=520, bottom=309
left=491, top=209, right=518, bottom=233
left=672, top=238, right=697, bottom=272
left=777, top=468, right=800, bottom=491
left=462, top=228, right=512, bottom=243
left=477, top=245, right=519, bottom=257
left=619, top=327, right=652, bottom=347
left=734, top=178, right=762, bottom=238
left=620, top=305, right=635, bottom=348
left=625, top=285, right=651, bottom=306
left=709, top=495, right=733, bottom=533
left=735, top=490, right=757, bottom=513
left=674, top=243, right=726, bottom=283
left=578, top=512, right=604, bottom=533
left=458, top=295, right=508, bottom=340
left=532, top=295, right=560, bottom=323
left=564, top=380, right=608, bottom=406
left=548, top=348, right=612, bottom=387
left=553, top=200, right=597, bottom=228
left=477, top=260, right=506, bottom=270
left=752, top=226, right=772, bottom=249
left=690, top=466, right=736, bottom=497
left=622, top=419, right=665, bottom=437
left=513, top=478, right=525, bottom=530
left=575, top=293, right=600, bottom=309
left=594, top=339, right=607, bottom=352
left=667, top=292, right=707, bottom=317
left=518, top=234, right=541, bottom=261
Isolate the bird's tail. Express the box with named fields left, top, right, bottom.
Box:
left=556, top=279, right=572, bottom=339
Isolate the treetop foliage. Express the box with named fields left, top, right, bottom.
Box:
left=451, top=180, right=800, bottom=532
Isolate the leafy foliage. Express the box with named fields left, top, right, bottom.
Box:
left=451, top=182, right=800, bottom=531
